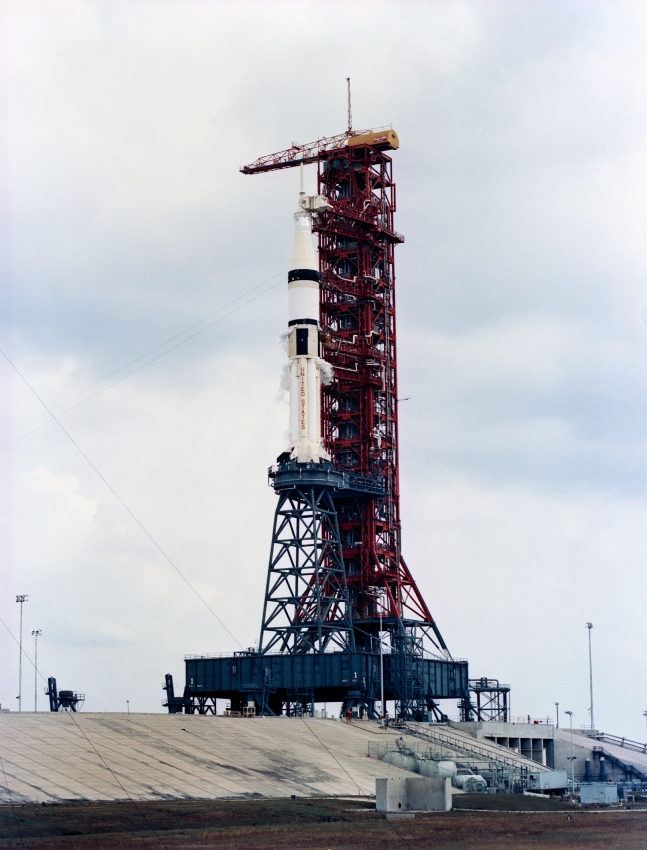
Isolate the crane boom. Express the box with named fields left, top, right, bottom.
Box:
left=240, top=125, right=399, bottom=174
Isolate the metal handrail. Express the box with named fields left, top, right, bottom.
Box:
left=404, top=723, right=550, bottom=772
left=511, top=716, right=554, bottom=726
left=185, top=649, right=469, bottom=661
left=594, top=732, right=647, bottom=755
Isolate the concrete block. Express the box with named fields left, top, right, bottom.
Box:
left=376, top=776, right=451, bottom=812
left=376, top=777, right=404, bottom=812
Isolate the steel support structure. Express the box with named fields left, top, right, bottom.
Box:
left=460, top=678, right=511, bottom=722
left=45, top=677, right=85, bottom=712
left=163, top=132, right=475, bottom=720
left=391, top=632, right=426, bottom=721
left=259, top=464, right=355, bottom=655
left=314, top=143, right=448, bottom=664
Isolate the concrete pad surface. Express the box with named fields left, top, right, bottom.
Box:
left=0, top=713, right=421, bottom=804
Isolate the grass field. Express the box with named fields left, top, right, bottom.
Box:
left=1, top=796, right=645, bottom=849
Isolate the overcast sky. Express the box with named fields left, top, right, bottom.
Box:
left=1, top=0, right=645, bottom=736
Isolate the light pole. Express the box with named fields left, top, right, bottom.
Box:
left=126, top=700, right=130, bottom=715
left=586, top=623, right=594, bottom=730
left=378, top=602, right=385, bottom=724
left=31, top=630, right=42, bottom=712
left=555, top=702, right=559, bottom=729
left=643, top=710, right=646, bottom=741
left=565, top=710, right=576, bottom=794
left=367, top=587, right=386, bottom=725
left=15, top=595, right=28, bottom=713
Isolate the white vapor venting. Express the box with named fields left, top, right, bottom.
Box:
left=317, top=358, right=334, bottom=386
left=279, top=362, right=290, bottom=394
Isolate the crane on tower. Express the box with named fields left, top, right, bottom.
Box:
left=240, top=125, right=400, bottom=174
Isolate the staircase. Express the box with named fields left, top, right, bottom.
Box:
left=592, top=745, right=647, bottom=783
left=402, top=722, right=550, bottom=773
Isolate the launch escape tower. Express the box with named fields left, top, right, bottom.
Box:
left=164, top=124, right=472, bottom=719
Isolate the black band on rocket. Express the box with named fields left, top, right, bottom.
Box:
left=288, top=269, right=319, bottom=283
left=288, top=318, right=318, bottom=327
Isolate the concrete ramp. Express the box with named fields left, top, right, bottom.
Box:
left=0, top=713, right=416, bottom=804
left=554, top=729, right=647, bottom=782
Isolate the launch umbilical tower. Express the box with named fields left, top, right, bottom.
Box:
left=164, top=123, right=469, bottom=719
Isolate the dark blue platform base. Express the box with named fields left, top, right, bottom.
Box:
left=164, top=651, right=469, bottom=719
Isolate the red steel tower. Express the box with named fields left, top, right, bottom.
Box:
left=243, top=126, right=449, bottom=660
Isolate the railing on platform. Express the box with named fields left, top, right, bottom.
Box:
left=403, top=723, right=548, bottom=772
left=511, top=716, right=554, bottom=726
left=594, top=733, right=647, bottom=755
left=185, top=649, right=469, bottom=662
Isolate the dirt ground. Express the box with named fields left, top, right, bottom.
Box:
left=1, top=796, right=646, bottom=849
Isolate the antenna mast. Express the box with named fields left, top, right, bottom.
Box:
left=346, top=77, right=352, bottom=133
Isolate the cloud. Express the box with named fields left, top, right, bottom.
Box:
left=1, top=0, right=645, bottom=737
left=402, top=476, right=647, bottom=725
left=400, top=316, right=646, bottom=495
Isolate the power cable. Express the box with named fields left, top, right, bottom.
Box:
left=1, top=269, right=286, bottom=450
left=0, top=755, right=24, bottom=848
left=0, top=614, right=47, bottom=683
left=300, top=717, right=415, bottom=849
left=65, top=712, right=169, bottom=848
left=382, top=810, right=420, bottom=848
left=301, top=717, right=366, bottom=797
left=2, top=268, right=285, bottom=442
left=0, top=348, right=243, bottom=649
left=2, top=610, right=165, bottom=848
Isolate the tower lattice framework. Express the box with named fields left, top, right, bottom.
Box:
left=315, top=144, right=448, bottom=656
left=259, top=479, right=355, bottom=655
left=161, top=130, right=475, bottom=721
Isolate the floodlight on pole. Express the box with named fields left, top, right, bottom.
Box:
left=15, top=595, right=28, bottom=713
left=555, top=702, right=559, bottom=729
left=643, top=710, right=647, bottom=741
left=565, top=710, right=576, bottom=794
left=378, top=599, right=385, bottom=723
left=367, top=586, right=386, bottom=724
left=586, top=622, right=594, bottom=730
left=31, top=630, right=42, bottom=712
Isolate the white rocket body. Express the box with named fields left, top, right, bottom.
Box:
left=286, top=191, right=331, bottom=464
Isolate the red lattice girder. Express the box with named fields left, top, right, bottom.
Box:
left=315, top=143, right=441, bottom=644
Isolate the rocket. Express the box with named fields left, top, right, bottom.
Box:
left=285, top=176, right=331, bottom=464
